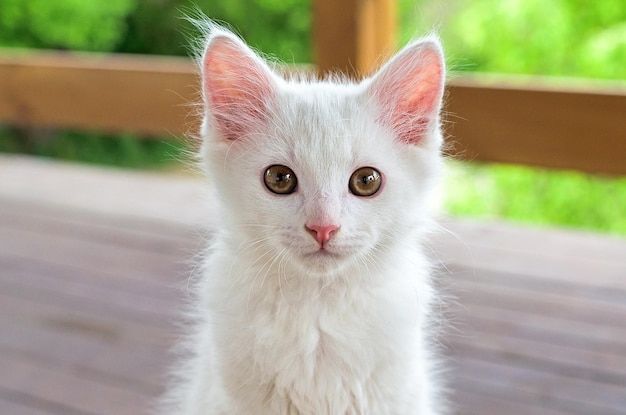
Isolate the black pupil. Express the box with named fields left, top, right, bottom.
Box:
left=362, top=174, right=374, bottom=185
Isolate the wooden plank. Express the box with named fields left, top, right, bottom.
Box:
left=0, top=388, right=86, bottom=415
left=453, top=390, right=573, bottom=415
left=0, top=262, right=175, bottom=328
left=433, top=219, right=626, bottom=290
left=442, top=272, right=626, bottom=386
left=0, top=191, right=182, bottom=402
left=0, top=353, right=151, bottom=415
left=445, top=75, right=626, bottom=175
left=313, top=0, right=396, bottom=77
left=451, top=356, right=626, bottom=415
left=0, top=214, right=179, bottom=339
left=0, top=261, right=173, bottom=395
left=447, top=298, right=626, bottom=353
left=0, top=392, right=57, bottom=415
left=0, top=155, right=208, bottom=229
left=0, top=51, right=199, bottom=136
left=0, top=200, right=196, bottom=260
left=445, top=281, right=626, bottom=380
left=447, top=332, right=626, bottom=386
left=0, top=286, right=171, bottom=411
left=0, top=320, right=164, bottom=394
left=0, top=285, right=171, bottom=350
left=0, top=250, right=175, bottom=304
left=0, top=223, right=187, bottom=288
left=437, top=218, right=626, bottom=272
left=450, top=271, right=626, bottom=329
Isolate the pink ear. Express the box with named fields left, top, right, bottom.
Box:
left=202, top=33, right=275, bottom=141
left=367, top=39, right=445, bottom=145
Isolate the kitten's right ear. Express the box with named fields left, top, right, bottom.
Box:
left=201, top=30, right=277, bottom=141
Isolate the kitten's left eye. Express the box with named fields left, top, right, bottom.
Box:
left=349, top=167, right=382, bottom=197
left=264, top=165, right=298, bottom=194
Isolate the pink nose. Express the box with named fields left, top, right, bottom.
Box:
left=305, top=224, right=340, bottom=248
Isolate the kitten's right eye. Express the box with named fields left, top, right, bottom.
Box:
left=264, top=165, right=298, bottom=194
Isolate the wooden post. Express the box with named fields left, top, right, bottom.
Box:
left=313, top=0, right=396, bottom=78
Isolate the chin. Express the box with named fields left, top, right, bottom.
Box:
left=291, top=247, right=360, bottom=278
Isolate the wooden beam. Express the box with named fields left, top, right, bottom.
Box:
left=445, top=75, right=626, bottom=176
left=0, top=52, right=199, bottom=137
left=313, top=0, right=396, bottom=78
left=1, top=52, right=625, bottom=175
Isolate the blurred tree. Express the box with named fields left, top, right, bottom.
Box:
left=0, top=0, right=136, bottom=51
left=438, top=0, right=626, bottom=79
left=116, top=0, right=311, bottom=62
left=0, top=0, right=310, bottom=61
left=1, top=0, right=622, bottom=78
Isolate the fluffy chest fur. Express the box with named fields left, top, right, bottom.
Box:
left=202, top=244, right=434, bottom=414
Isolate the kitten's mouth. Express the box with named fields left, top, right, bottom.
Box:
left=299, top=248, right=344, bottom=274
left=301, top=246, right=349, bottom=266
left=293, top=245, right=359, bottom=276
left=305, top=248, right=340, bottom=258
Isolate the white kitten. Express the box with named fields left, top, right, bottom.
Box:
left=161, top=23, right=447, bottom=415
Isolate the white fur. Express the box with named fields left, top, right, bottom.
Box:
left=160, top=24, right=447, bottom=415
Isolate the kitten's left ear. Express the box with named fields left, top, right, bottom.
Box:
left=365, top=37, right=445, bottom=146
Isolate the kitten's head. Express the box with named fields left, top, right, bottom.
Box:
left=199, top=27, right=445, bottom=277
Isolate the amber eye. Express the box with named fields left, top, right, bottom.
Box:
left=349, top=167, right=382, bottom=197
left=264, top=165, right=298, bottom=194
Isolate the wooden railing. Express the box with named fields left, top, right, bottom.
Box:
left=0, top=0, right=625, bottom=175
left=2, top=51, right=624, bottom=175
left=0, top=52, right=196, bottom=137
left=446, top=75, right=626, bottom=175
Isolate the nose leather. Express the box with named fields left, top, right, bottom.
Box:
left=305, top=224, right=339, bottom=248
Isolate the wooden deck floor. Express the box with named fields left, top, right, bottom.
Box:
left=1, top=155, right=625, bottom=415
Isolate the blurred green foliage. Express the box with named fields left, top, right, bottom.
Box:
left=0, top=0, right=310, bottom=61
left=0, top=0, right=623, bottom=79
left=118, top=0, right=310, bottom=62
left=0, top=0, right=136, bottom=51
left=441, top=0, right=626, bottom=79
left=444, top=163, right=626, bottom=235
left=0, top=126, right=187, bottom=170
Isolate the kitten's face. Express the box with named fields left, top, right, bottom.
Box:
left=200, top=29, right=444, bottom=276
